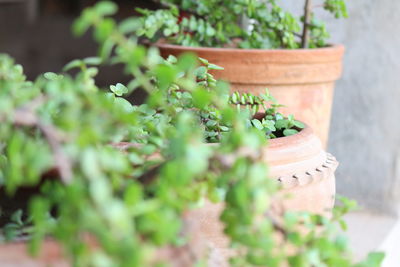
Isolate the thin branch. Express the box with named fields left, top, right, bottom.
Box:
left=137, top=164, right=164, bottom=185
left=10, top=97, right=73, bottom=184
left=265, top=211, right=288, bottom=238
left=37, top=121, right=72, bottom=184
left=301, top=0, right=313, bottom=48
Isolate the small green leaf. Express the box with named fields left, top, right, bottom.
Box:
left=115, top=97, right=133, bottom=112
left=11, top=210, right=23, bottom=225
left=219, top=126, right=230, bottom=132
left=207, top=63, right=224, bottom=70
left=177, top=53, right=197, bottom=71
left=195, top=66, right=207, bottom=79
left=94, top=1, right=118, bottom=16
left=119, top=18, right=141, bottom=34
left=283, top=129, right=298, bottom=136
left=192, top=88, right=212, bottom=109
left=94, top=18, right=115, bottom=42
left=110, top=83, right=128, bottom=96
left=166, top=55, right=178, bottom=64
left=206, top=120, right=217, bottom=127
left=100, top=39, right=115, bottom=61
left=275, top=119, right=288, bottom=130
left=355, top=252, right=385, bottom=267
left=44, top=72, right=63, bottom=80
left=251, top=119, right=264, bottom=130
left=63, top=59, right=83, bottom=71
left=155, top=65, right=177, bottom=90
left=72, top=10, right=94, bottom=36
left=336, top=219, right=347, bottom=231
left=163, top=28, right=172, bottom=36
left=198, top=58, right=209, bottom=65
left=83, top=57, right=102, bottom=65
left=293, top=120, right=305, bottom=129
left=230, top=92, right=238, bottom=103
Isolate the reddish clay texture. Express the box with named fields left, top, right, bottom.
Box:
left=0, top=240, right=67, bottom=267
left=265, top=125, right=337, bottom=215
left=157, top=42, right=345, bottom=147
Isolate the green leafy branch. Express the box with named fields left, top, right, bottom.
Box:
left=133, top=0, right=348, bottom=49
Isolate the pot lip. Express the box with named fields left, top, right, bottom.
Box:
left=267, top=124, right=314, bottom=149
left=155, top=40, right=345, bottom=54
left=113, top=122, right=314, bottom=149
left=252, top=112, right=314, bottom=147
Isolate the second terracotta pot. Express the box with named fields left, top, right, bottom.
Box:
left=157, top=43, right=345, bottom=148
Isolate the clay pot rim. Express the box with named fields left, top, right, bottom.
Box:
left=267, top=124, right=312, bottom=148
left=155, top=41, right=344, bottom=55
left=252, top=112, right=313, bottom=148
left=113, top=121, right=313, bottom=149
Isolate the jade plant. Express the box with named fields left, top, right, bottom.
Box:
left=133, top=0, right=347, bottom=48
left=0, top=2, right=384, bottom=267
left=230, top=90, right=305, bottom=138
left=179, top=56, right=305, bottom=142
left=198, top=88, right=305, bottom=143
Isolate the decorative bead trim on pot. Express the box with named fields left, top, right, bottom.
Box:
left=277, top=153, right=338, bottom=189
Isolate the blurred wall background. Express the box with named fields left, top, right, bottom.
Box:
left=326, top=1, right=400, bottom=215
left=1, top=0, right=399, bottom=216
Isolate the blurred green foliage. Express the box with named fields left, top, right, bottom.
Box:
left=0, top=1, right=383, bottom=267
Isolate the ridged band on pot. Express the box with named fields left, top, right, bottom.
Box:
left=277, top=153, right=338, bottom=189
left=156, top=42, right=345, bottom=148
left=264, top=124, right=338, bottom=215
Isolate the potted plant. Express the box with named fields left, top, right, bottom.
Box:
left=129, top=0, right=348, bottom=147
left=0, top=49, right=379, bottom=267
left=0, top=2, right=384, bottom=267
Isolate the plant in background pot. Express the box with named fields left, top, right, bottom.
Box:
left=130, top=0, right=348, bottom=147
left=0, top=2, right=384, bottom=267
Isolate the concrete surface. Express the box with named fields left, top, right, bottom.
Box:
left=344, top=209, right=400, bottom=267
left=379, top=217, right=400, bottom=267
left=344, top=211, right=395, bottom=262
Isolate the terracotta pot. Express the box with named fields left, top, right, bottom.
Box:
left=0, top=239, right=67, bottom=267
left=173, top=125, right=338, bottom=266
left=157, top=43, right=345, bottom=148
left=142, top=124, right=339, bottom=266
left=265, top=124, right=338, bottom=215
